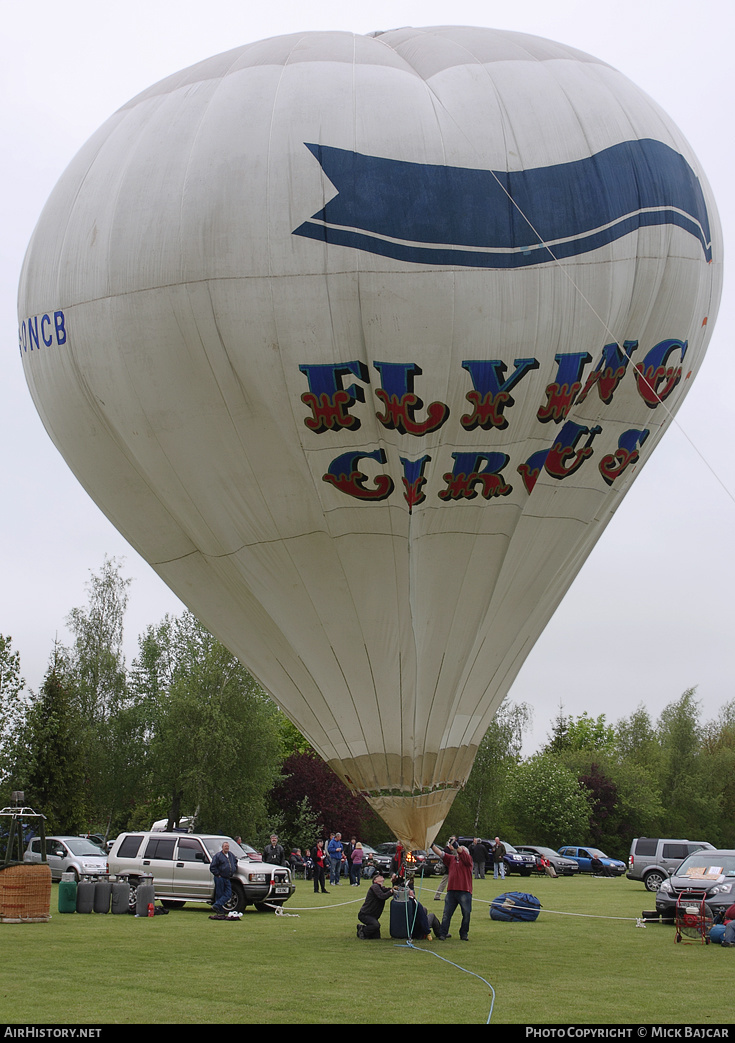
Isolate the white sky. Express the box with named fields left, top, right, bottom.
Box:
left=2, top=0, right=733, bottom=755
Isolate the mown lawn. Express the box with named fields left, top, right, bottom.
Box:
left=0, top=873, right=732, bottom=1024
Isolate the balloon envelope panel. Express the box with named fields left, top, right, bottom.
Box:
left=18, top=26, right=722, bottom=848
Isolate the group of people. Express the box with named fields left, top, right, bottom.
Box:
left=357, top=835, right=477, bottom=942
left=208, top=830, right=501, bottom=942
left=468, top=837, right=507, bottom=880
left=308, top=833, right=367, bottom=893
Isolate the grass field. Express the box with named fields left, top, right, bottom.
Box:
left=1, top=872, right=732, bottom=1025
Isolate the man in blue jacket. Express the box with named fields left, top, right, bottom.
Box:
left=328, top=832, right=345, bottom=885
left=210, top=840, right=238, bottom=913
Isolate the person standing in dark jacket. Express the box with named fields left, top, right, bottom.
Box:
left=357, top=873, right=394, bottom=938
left=263, top=834, right=286, bottom=866
left=470, top=839, right=487, bottom=879
left=210, top=840, right=238, bottom=913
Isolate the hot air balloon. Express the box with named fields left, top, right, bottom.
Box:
left=18, top=27, right=721, bottom=849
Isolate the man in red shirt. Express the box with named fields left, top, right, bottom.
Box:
left=722, top=903, right=735, bottom=946
left=431, top=838, right=474, bottom=941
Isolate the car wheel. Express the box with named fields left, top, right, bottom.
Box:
left=643, top=870, right=666, bottom=892
left=222, top=882, right=246, bottom=914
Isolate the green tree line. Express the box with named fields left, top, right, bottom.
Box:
left=1, top=558, right=733, bottom=857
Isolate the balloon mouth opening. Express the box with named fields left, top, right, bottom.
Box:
left=360, top=787, right=462, bottom=851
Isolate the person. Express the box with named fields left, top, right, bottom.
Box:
left=350, top=841, right=364, bottom=886
left=357, top=872, right=394, bottom=939
left=328, top=832, right=344, bottom=886
left=343, top=837, right=356, bottom=881
left=210, top=839, right=238, bottom=913
left=433, top=872, right=448, bottom=901
left=393, top=886, right=443, bottom=940
left=539, top=855, right=558, bottom=879
left=303, top=848, right=314, bottom=881
left=590, top=854, right=615, bottom=877
left=391, top=842, right=406, bottom=878
left=431, top=839, right=473, bottom=941
left=721, top=903, right=735, bottom=946
left=325, top=833, right=335, bottom=881
left=470, top=838, right=487, bottom=879
left=312, top=839, right=329, bottom=894
left=289, top=848, right=305, bottom=876
left=492, top=837, right=506, bottom=880
left=263, top=833, right=286, bottom=866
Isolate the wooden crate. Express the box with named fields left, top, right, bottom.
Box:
left=0, top=863, right=52, bottom=923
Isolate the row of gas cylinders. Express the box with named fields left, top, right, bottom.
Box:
left=58, top=872, right=155, bottom=916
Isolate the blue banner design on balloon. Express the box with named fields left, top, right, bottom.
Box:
left=293, top=139, right=712, bottom=268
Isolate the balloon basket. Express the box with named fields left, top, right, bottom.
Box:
left=0, top=863, right=52, bottom=923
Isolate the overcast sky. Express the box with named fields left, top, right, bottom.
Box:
left=2, top=0, right=733, bottom=756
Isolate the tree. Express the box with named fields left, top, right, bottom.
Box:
left=21, top=667, right=86, bottom=832
left=503, top=753, right=592, bottom=845
left=61, top=556, right=130, bottom=722
left=701, top=700, right=735, bottom=846
left=140, top=613, right=284, bottom=838
left=656, top=688, right=720, bottom=839
left=51, top=557, right=133, bottom=828
left=269, top=749, right=383, bottom=843
left=0, top=635, right=28, bottom=794
left=565, top=713, right=616, bottom=753
left=577, top=762, right=619, bottom=848
left=443, top=699, right=532, bottom=837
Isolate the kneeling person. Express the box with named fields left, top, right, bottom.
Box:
left=357, top=873, right=394, bottom=939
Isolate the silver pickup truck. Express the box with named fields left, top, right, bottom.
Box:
left=107, top=832, right=295, bottom=912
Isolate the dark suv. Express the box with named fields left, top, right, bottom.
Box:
left=457, top=837, right=536, bottom=877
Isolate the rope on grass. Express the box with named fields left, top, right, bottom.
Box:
left=464, top=892, right=646, bottom=926
left=393, top=937, right=496, bottom=1025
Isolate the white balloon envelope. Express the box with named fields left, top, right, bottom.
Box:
left=18, top=27, right=722, bottom=848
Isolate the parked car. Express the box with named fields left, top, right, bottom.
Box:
left=361, top=844, right=392, bottom=876
left=372, top=842, right=440, bottom=876
left=515, top=845, right=580, bottom=876
left=457, top=837, right=536, bottom=876
left=557, top=845, right=626, bottom=875
left=24, top=835, right=109, bottom=881
left=654, top=848, right=735, bottom=921
left=627, top=837, right=714, bottom=892
left=107, top=831, right=294, bottom=912
left=500, top=841, right=537, bottom=877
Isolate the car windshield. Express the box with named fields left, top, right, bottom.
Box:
left=503, top=842, right=518, bottom=853
left=202, top=837, right=246, bottom=859
left=530, top=847, right=556, bottom=858
left=64, top=839, right=106, bottom=857
left=675, top=853, right=735, bottom=879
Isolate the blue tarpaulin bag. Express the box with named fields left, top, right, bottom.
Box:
left=490, top=891, right=541, bottom=922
